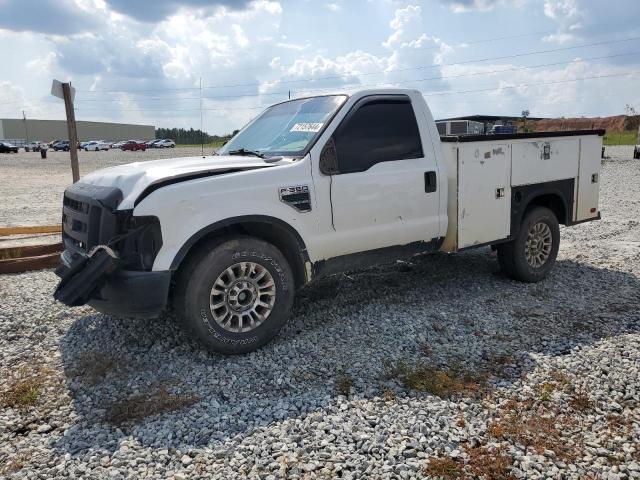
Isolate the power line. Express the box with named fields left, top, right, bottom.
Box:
left=423, top=72, right=639, bottom=97
left=72, top=50, right=640, bottom=104
left=76, top=29, right=559, bottom=94
left=72, top=71, right=639, bottom=113
left=75, top=34, right=640, bottom=95
left=197, top=29, right=560, bottom=73
left=200, top=35, right=640, bottom=90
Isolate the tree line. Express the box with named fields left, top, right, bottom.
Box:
left=155, top=127, right=240, bottom=145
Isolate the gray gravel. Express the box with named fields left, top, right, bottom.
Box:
left=1, top=149, right=639, bottom=479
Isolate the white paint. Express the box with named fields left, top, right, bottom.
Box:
left=512, top=138, right=579, bottom=186
left=457, top=144, right=511, bottom=248
left=68, top=88, right=602, bottom=275
left=576, top=135, right=602, bottom=221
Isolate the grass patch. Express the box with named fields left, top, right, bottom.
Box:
left=335, top=372, right=353, bottom=396
left=382, top=388, right=396, bottom=402
left=568, top=390, right=593, bottom=412
left=537, top=381, right=556, bottom=402
left=424, top=447, right=515, bottom=480
left=386, top=361, right=484, bottom=398
left=1, top=369, right=47, bottom=408
left=74, top=350, right=126, bottom=385
left=603, top=131, right=638, bottom=146
left=465, top=446, right=515, bottom=480
left=423, top=456, right=464, bottom=479
left=105, top=385, right=201, bottom=425
left=488, top=399, right=577, bottom=461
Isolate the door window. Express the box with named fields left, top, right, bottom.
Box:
left=333, top=97, right=423, bottom=174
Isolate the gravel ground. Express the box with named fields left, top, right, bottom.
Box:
left=0, top=146, right=212, bottom=227
left=0, top=146, right=639, bottom=479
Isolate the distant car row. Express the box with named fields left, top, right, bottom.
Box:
left=0, top=138, right=176, bottom=153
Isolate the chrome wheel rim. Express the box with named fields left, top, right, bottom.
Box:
left=525, top=221, right=552, bottom=268
left=209, top=262, right=276, bottom=333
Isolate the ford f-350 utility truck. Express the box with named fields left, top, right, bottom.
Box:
left=54, top=89, right=603, bottom=353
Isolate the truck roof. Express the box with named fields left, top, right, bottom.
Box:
left=440, top=129, right=606, bottom=142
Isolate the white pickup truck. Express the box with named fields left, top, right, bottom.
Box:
left=54, top=89, right=603, bottom=353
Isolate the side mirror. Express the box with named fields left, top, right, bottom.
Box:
left=319, top=137, right=339, bottom=175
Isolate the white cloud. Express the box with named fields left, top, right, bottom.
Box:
left=543, top=0, right=580, bottom=19
left=439, top=0, right=527, bottom=13
left=325, top=3, right=341, bottom=11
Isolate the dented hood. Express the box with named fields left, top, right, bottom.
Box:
left=79, top=154, right=275, bottom=209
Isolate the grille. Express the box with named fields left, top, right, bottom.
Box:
left=61, top=184, right=123, bottom=254
left=63, top=196, right=90, bottom=214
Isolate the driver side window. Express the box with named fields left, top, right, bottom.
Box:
left=333, top=97, right=423, bottom=174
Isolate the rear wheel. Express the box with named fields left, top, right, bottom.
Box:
left=173, top=236, right=295, bottom=354
left=497, top=206, right=560, bottom=283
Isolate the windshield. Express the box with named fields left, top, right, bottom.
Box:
left=219, top=95, right=347, bottom=157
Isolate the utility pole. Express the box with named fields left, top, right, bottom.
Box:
left=22, top=111, right=30, bottom=145
left=62, top=83, right=79, bottom=182
left=200, top=76, right=204, bottom=157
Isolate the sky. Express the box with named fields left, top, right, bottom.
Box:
left=0, top=0, right=639, bottom=135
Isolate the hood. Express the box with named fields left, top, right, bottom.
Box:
left=80, top=155, right=277, bottom=210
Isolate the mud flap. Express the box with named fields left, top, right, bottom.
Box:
left=53, top=247, right=118, bottom=307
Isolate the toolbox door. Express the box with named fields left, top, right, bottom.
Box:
left=457, top=143, right=511, bottom=248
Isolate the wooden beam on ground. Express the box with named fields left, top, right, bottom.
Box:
left=0, top=253, right=61, bottom=274
left=0, top=243, right=63, bottom=261
left=0, top=225, right=61, bottom=236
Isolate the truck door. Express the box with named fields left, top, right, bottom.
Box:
left=323, top=95, right=441, bottom=255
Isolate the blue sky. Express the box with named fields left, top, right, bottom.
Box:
left=1, top=0, right=639, bottom=135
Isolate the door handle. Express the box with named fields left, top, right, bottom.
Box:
left=424, top=171, right=437, bottom=193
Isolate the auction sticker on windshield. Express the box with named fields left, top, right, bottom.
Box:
left=290, top=123, right=324, bottom=133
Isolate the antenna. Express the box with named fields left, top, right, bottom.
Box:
left=200, top=76, right=204, bottom=157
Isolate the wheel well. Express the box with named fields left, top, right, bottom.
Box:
left=175, top=220, right=308, bottom=289
left=525, top=193, right=568, bottom=225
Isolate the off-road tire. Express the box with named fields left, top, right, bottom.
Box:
left=173, top=235, right=295, bottom=354
left=497, top=206, right=560, bottom=283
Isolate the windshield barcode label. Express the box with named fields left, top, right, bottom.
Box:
left=290, top=123, right=324, bottom=133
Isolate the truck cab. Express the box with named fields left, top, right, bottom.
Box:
left=54, top=89, right=602, bottom=354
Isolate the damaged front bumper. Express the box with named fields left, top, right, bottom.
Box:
left=54, top=248, right=171, bottom=318
left=53, top=182, right=170, bottom=318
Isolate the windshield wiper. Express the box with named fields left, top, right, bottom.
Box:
left=227, top=148, right=266, bottom=159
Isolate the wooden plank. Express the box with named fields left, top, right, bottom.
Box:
left=0, top=253, right=61, bottom=274
left=0, top=243, right=63, bottom=261
left=0, top=225, right=61, bottom=236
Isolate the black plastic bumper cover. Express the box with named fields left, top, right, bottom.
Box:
left=54, top=253, right=171, bottom=318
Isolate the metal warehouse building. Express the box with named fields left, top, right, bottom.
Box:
left=0, top=118, right=155, bottom=144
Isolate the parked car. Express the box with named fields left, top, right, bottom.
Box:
left=0, top=141, right=19, bottom=153
left=53, top=140, right=70, bottom=151
left=146, top=139, right=160, bottom=148
left=84, top=141, right=110, bottom=151
left=121, top=140, right=146, bottom=151
left=80, top=141, right=91, bottom=149
left=634, top=145, right=639, bottom=159
left=25, top=141, right=44, bottom=152
left=155, top=139, right=176, bottom=148
left=53, top=89, right=604, bottom=354
left=111, top=141, right=125, bottom=149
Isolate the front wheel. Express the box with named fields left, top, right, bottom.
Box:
left=173, top=236, right=295, bottom=354
left=497, top=206, right=560, bottom=283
